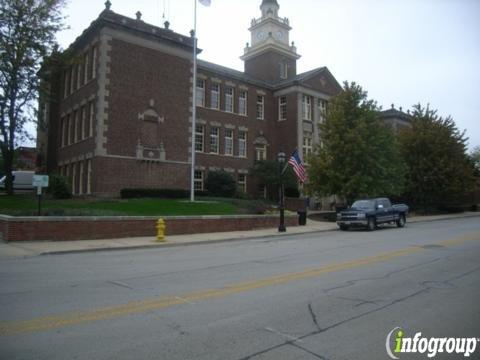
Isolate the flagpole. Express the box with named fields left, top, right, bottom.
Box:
left=190, top=0, right=198, bottom=202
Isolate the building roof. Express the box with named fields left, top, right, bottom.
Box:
left=380, top=106, right=411, bottom=121
left=261, top=0, right=279, bottom=6
left=198, top=60, right=272, bottom=88
left=68, top=7, right=197, bottom=54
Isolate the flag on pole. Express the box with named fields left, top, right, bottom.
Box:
left=288, top=150, right=308, bottom=183
left=199, top=0, right=211, bottom=6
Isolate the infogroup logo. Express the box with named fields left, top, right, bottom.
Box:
left=385, top=327, right=479, bottom=359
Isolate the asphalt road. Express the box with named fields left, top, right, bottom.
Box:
left=0, top=217, right=479, bottom=360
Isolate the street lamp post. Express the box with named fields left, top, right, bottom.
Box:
left=278, top=152, right=286, bottom=232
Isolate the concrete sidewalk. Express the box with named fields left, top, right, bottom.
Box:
left=0, top=212, right=478, bottom=257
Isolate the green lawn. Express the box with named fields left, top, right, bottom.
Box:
left=0, top=195, right=249, bottom=216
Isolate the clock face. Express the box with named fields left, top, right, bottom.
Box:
left=276, top=31, right=283, bottom=40
left=257, top=31, right=265, bottom=40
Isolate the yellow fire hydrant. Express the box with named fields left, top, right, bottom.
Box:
left=156, top=218, right=166, bottom=242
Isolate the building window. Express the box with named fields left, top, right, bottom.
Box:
left=196, top=79, right=205, bottom=107
left=210, top=127, right=219, bottom=154
left=256, top=95, right=264, bottom=120
left=302, top=132, right=313, bottom=162
left=258, top=184, right=267, bottom=199
left=238, top=174, right=247, bottom=193
left=194, top=170, right=204, bottom=191
left=318, top=99, right=327, bottom=123
left=84, top=52, right=89, bottom=84
left=66, top=114, right=71, bottom=145
left=80, top=106, right=85, bottom=140
left=79, top=161, right=84, bottom=195
left=195, top=124, right=204, bottom=152
left=280, top=62, right=288, bottom=79
left=87, top=159, right=92, bottom=194
left=92, top=46, right=97, bottom=79
left=255, top=145, right=267, bottom=161
left=239, top=91, right=247, bottom=116
left=302, top=95, right=312, bottom=120
left=59, top=117, right=64, bottom=147
left=77, top=62, right=82, bottom=88
left=211, top=83, right=220, bottom=109
left=73, top=110, right=79, bottom=143
left=279, top=96, right=287, bottom=120
left=225, top=87, right=234, bottom=113
left=70, top=66, right=75, bottom=94
left=63, top=70, right=69, bottom=98
left=71, top=163, right=77, bottom=195
left=88, top=101, right=94, bottom=137
left=225, top=129, right=233, bottom=156
left=238, top=131, right=247, bottom=158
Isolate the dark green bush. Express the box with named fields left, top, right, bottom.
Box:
left=285, top=187, right=300, bottom=198
left=121, top=188, right=186, bottom=199
left=120, top=188, right=209, bottom=199
left=205, top=171, right=237, bottom=198
left=47, top=175, right=72, bottom=199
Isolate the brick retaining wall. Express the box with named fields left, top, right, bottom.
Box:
left=0, top=214, right=298, bottom=242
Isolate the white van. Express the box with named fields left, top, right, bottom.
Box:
left=0, top=171, right=35, bottom=191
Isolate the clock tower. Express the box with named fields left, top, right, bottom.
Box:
left=241, top=0, right=300, bottom=83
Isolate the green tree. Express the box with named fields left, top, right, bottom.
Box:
left=398, top=104, right=475, bottom=210
left=308, top=82, right=405, bottom=203
left=470, top=146, right=480, bottom=176
left=249, top=160, right=299, bottom=199
left=0, top=0, right=65, bottom=194
left=205, top=170, right=237, bottom=198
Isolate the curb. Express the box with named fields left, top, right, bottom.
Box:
left=25, top=212, right=480, bottom=256
left=40, top=227, right=337, bottom=255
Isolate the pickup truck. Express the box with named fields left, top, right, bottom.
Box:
left=336, top=197, right=409, bottom=231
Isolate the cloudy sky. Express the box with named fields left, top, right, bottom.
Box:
left=55, top=0, right=480, bottom=150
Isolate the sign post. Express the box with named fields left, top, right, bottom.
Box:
left=32, top=175, right=49, bottom=216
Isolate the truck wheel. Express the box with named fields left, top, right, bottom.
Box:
left=367, top=217, right=376, bottom=231
left=396, top=214, right=406, bottom=228
left=339, top=224, right=349, bottom=231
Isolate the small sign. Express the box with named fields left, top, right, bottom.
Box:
left=32, top=175, right=49, bottom=187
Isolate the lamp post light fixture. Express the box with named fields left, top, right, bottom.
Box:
left=277, top=151, right=286, bottom=232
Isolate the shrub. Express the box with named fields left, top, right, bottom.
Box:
left=121, top=188, right=189, bottom=199
left=205, top=171, right=237, bottom=198
left=285, top=187, right=300, bottom=198
left=47, top=175, right=72, bottom=199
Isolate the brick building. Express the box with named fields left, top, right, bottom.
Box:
left=38, top=0, right=343, bottom=197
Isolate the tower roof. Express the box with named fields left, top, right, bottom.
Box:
left=261, top=0, right=279, bottom=6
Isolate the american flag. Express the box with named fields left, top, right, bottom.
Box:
left=288, top=150, right=308, bottom=183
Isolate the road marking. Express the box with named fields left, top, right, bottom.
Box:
left=1, top=231, right=478, bottom=336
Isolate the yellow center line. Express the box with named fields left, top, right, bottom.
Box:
left=1, top=231, right=479, bottom=336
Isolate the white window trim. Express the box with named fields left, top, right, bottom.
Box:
left=225, top=87, right=234, bottom=113
left=87, top=159, right=92, bottom=195
left=79, top=161, right=84, bottom=195
left=92, top=46, right=97, bottom=79
left=238, top=132, right=247, bottom=158
left=88, top=101, right=94, bottom=137
left=238, top=174, right=247, bottom=193
left=239, top=91, right=247, bottom=116
left=225, top=129, right=233, bottom=156
left=211, top=83, right=220, bottom=110
left=256, top=95, right=264, bottom=120
left=195, top=124, right=204, bottom=152
left=194, top=170, right=204, bottom=191
left=302, top=95, right=312, bottom=121
left=196, top=79, right=205, bottom=107
left=210, top=127, right=219, bottom=154
left=84, top=52, right=89, bottom=84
